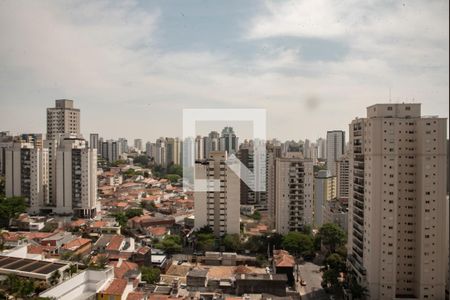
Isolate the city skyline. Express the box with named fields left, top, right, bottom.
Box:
left=0, top=1, right=448, bottom=141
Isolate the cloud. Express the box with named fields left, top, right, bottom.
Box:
left=0, top=0, right=448, bottom=142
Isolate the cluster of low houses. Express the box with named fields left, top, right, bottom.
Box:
left=0, top=163, right=298, bottom=299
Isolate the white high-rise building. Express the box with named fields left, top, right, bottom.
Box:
left=46, top=99, right=80, bottom=140
left=194, top=151, right=240, bottom=237
left=5, top=142, right=49, bottom=214
left=55, top=136, right=97, bottom=218
left=326, top=130, right=345, bottom=176
left=348, top=103, right=448, bottom=299
left=154, top=138, right=166, bottom=167
left=274, top=154, right=314, bottom=234
left=134, top=139, right=143, bottom=152
left=317, top=138, right=327, bottom=160
left=0, top=132, right=14, bottom=176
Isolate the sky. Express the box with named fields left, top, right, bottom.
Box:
left=0, top=0, right=448, bottom=142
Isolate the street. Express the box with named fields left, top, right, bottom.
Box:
left=296, top=262, right=329, bottom=300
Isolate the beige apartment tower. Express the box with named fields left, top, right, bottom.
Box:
left=348, top=103, right=448, bottom=300
left=46, top=99, right=80, bottom=140
left=274, top=154, right=314, bottom=234
left=194, top=151, right=240, bottom=238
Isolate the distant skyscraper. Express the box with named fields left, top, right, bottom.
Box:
left=55, top=136, right=97, bottom=218
left=90, top=133, right=99, bottom=150
left=275, top=154, right=314, bottom=234
left=326, top=130, right=345, bottom=176
left=154, top=138, right=166, bottom=167
left=101, top=140, right=121, bottom=163
left=348, top=103, right=448, bottom=299
left=204, top=131, right=220, bottom=159
left=317, top=138, right=327, bottom=160
left=134, top=139, right=143, bottom=152
left=46, top=99, right=80, bottom=140
left=195, top=135, right=204, bottom=160
left=194, top=151, right=240, bottom=237
left=220, top=127, right=238, bottom=154
left=145, top=141, right=154, bottom=158
left=118, top=138, right=128, bottom=153
left=5, top=142, right=49, bottom=214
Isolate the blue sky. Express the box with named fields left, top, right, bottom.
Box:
left=0, top=0, right=448, bottom=141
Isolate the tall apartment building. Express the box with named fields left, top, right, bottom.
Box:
left=194, top=151, right=240, bottom=238
left=348, top=103, right=448, bottom=299
left=326, top=130, right=345, bottom=176
left=89, top=133, right=99, bottom=150
left=317, top=138, right=327, bottom=160
left=195, top=135, right=205, bottom=160
left=274, top=154, right=314, bottom=234
left=154, top=138, right=166, bottom=167
left=267, top=143, right=282, bottom=229
left=5, top=142, right=49, bottom=214
left=314, top=170, right=337, bottom=227
left=55, top=137, right=97, bottom=218
left=46, top=99, right=80, bottom=140
left=237, top=140, right=267, bottom=208
left=118, top=138, right=129, bottom=153
left=100, top=140, right=121, bottom=163
left=336, top=152, right=350, bottom=201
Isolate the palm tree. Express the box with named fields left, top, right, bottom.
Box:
left=49, top=270, right=61, bottom=286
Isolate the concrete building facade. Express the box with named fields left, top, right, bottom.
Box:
left=194, top=151, right=240, bottom=237
left=348, top=103, right=448, bottom=300
left=5, top=142, right=49, bottom=214
left=274, top=154, right=314, bottom=234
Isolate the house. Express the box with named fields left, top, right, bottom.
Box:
left=110, top=260, right=141, bottom=281
left=97, top=278, right=134, bottom=300
left=272, top=250, right=295, bottom=286
left=145, top=226, right=169, bottom=239
left=186, top=269, right=208, bottom=288
left=60, top=237, right=92, bottom=256
left=234, top=273, right=288, bottom=297
left=131, top=246, right=152, bottom=267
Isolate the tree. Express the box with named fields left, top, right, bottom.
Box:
left=249, top=211, right=261, bottom=220
left=222, top=234, right=242, bottom=252
left=318, top=223, right=346, bottom=253
left=141, top=201, right=157, bottom=212
left=96, top=255, right=109, bottom=269
left=0, top=196, right=27, bottom=228
left=245, top=235, right=265, bottom=254
left=155, top=236, right=182, bottom=254
left=324, top=253, right=346, bottom=273
left=165, top=174, right=181, bottom=183
left=133, top=155, right=150, bottom=167
left=281, top=232, right=313, bottom=256
left=196, top=232, right=216, bottom=252
left=321, top=269, right=340, bottom=292
left=167, top=164, right=183, bottom=177
left=49, top=270, right=61, bottom=286
left=0, top=176, right=5, bottom=197
left=348, top=275, right=368, bottom=299
left=112, top=212, right=128, bottom=227
left=125, top=208, right=143, bottom=219
left=141, top=266, right=161, bottom=284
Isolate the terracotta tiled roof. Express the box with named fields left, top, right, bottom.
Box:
left=106, top=235, right=125, bottom=251
left=147, top=226, right=167, bottom=237
left=136, top=246, right=151, bottom=255
left=273, top=250, right=295, bottom=267
left=102, top=278, right=127, bottom=295
left=61, top=238, right=91, bottom=251
left=91, top=221, right=107, bottom=228
left=111, top=260, right=139, bottom=279
left=127, top=292, right=145, bottom=300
